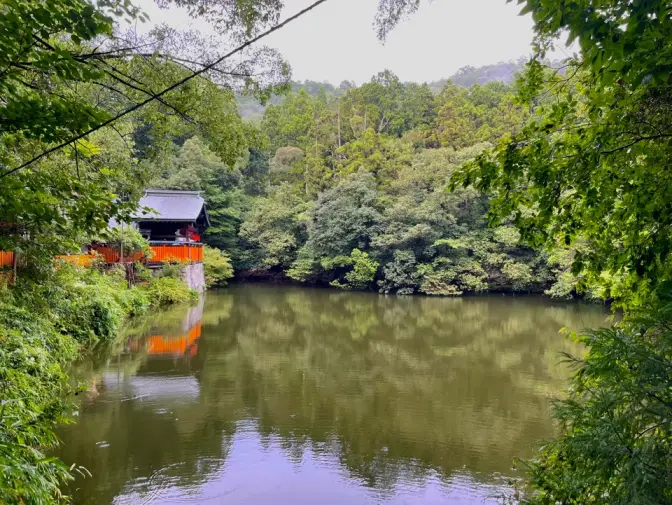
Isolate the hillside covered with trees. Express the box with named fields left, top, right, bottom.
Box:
left=235, top=60, right=526, bottom=119
left=154, top=69, right=582, bottom=297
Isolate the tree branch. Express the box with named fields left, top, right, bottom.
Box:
left=1, top=0, right=331, bottom=178
left=600, top=133, right=672, bottom=156
left=96, top=63, right=196, bottom=123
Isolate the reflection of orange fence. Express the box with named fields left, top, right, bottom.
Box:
left=142, top=322, right=202, bottom=357
left=90, top=243, right=203, bottom=265
left=0, top=251, right=14, bottom=267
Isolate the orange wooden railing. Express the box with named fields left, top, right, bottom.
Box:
left=2, top=251, right=95, bottom=267
left=89, top=246, right=144, bottom=264
left=56, top=254, right=96, bottom=267
left=0, top=243, right=203, bottom=271
left=90, top=243, right=203, bottom=265
left=149, top=243, right=203, bottom=263
left=0, top=251, right=14, bottom=268
left=1, top=251, right=96, bottom=271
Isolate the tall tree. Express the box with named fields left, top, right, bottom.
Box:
left=308, top=171, right=382, bottom=258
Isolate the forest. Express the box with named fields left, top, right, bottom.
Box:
left=1, top=0, right=672, bottom=504
left=154, top=69, right=582, bottom=297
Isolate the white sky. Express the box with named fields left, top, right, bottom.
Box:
left=137, top=0, right=539, bottom=84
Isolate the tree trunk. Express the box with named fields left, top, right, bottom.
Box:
left=337, top=99, right=342, bottom=147
left=119, top=222, right=124, bottom=265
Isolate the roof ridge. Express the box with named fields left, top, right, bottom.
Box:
left=144, top=189, right=203, bottom=196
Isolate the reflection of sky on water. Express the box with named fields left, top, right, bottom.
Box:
left=113, top=421, right=511, bottom=505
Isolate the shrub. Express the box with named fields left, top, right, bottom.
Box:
left=522, top=284, right=672, bottom=505
left=493, top=226, right=521, bottom=247
left=143, top=276, right=198, bottom=306
left=0, top=300, right=77, bottom=504
left=203, top=245, right=234, bottom=288
left=501, top=260, right=534, bottom=292
left=154, top=263, right=184, bottom=280
left=15, top=263, right=149, bottom=344
left=418, top=264, right=462, bottom=296
left=330, top=249, right=379, bottom=290
left=379, top=249, right=421, bottom=294
left=287, top=246, right=318, bottom=282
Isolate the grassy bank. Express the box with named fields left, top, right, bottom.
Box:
left=0, top=262, right=197, bottom=504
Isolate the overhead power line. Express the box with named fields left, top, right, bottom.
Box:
left=1, top=0, right=330, bottom=179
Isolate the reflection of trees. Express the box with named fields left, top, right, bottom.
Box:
left=55, top=286, right=607, bottom=504
left=194, top=287, right=607, bottom=488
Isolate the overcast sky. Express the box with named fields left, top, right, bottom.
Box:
left=139, top=0, right=540, bottom=84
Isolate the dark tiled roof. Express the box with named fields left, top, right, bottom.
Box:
left=134, top=190, right=207, bottom=222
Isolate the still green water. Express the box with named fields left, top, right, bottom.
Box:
left=55, top=284, right=609, bottom=505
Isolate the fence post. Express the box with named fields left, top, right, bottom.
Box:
left=11, top=251, right=17, bottom=285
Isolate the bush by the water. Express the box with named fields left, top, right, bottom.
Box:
left=203, top=245, right=234, bottom=288
left=0, top=300, right=77, bottom=504
left=22, top=263, right=152, bottom=344
left=144, top=275, right=199, bottom=306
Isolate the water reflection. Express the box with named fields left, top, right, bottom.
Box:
left=55, top=285, right=609, bottom=505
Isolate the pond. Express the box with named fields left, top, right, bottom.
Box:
left=55, top=284, right=609, bottom=505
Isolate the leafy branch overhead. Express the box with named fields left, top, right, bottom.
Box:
left=0, top=0, right=333, bottom=178
left=450, top=0, right=672, bottom=305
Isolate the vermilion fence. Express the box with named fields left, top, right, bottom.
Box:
left=56, top=254, right=96, bottom=267
left=89, top=247, right=144, bottom=264
left=149, top=243, right=203, bottom=263
left=0, top=243, right=203, bottom=271
left=90, top=243, right=203, bottom=264
left=0, top=251, right=14, bottom=267
left=2, top=251, right=95, bottom=268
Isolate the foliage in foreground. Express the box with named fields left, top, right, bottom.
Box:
left=0, top=300, right=77, bottom=504
left=0, top=263, right=196, bottom=503
left=523, top=286, right=672, bottom=505
left=437, top=0, right=672, bottom=502
left=0, top=0, right=311, bottom=502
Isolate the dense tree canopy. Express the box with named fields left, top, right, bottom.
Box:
left=146, top=69, right=562, bottom=296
